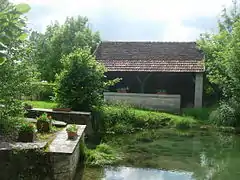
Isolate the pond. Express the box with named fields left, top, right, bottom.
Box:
left=76, top=128, right=240, bottom=180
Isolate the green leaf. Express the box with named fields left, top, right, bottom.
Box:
left=0, top=42, right=7, bottom=50
left=18, top=33, right=28, bottom=41
left=15, top=3, right=31, bottom=14
left=0, top=57, right=6, bottom=65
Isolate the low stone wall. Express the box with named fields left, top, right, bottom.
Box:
left=49, top=125, right=86, bottom=180
left=0, top=125, right=86, bottom=180
left=104, top=92, right=181, bottom=113
left=26, top=108, right=93, bottom=135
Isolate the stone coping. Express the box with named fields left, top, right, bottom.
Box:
left=25, top=118, right=67, bottom=127
left=29, top=108, right=91, bottom=115
left=104, top=92, right=181, bottom=98
left=0, top=142, right=47, bottom=151
left=49, top=125, right=86, bottom=154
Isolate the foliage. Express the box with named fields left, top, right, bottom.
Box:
left=0, top=0, right=30, bottom=65
left=55, top=48, right=119, bottom=111
left=95, top=104, right=198, bottom=134
left=209, top=99, right=240, bottom=127
left=37, top=113, right=52, bottom=123
left=182, top=107, right=216, bottom=121
left=66, top=124, right=78, bottom=133
left=85, top=143, right=121, bottom=167
left=197, top=0, right=240, bottom=126
left=19, top=122, right=36, bottom=133
left=29, top=16, right=100, bottom=82
left=24, top=100, right=57, bottom=109
left=197, top=0, right=240, bottom=98
left=27, top=82, right=55, bottom=101
left=0, top=1, right=33, bottom=135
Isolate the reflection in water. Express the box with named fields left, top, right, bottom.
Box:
left=104, top=166, right=193, bottom=180
left=78, top=129, right=240, bottom=180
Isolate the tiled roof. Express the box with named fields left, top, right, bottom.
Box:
left=95, top=41, right=204, bottom=72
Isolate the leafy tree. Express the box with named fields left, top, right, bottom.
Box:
left=30, top=16, right=100, bottom=82
left=197, top=0, right=240, bottom=99
left=198, top=0, right=240, bottom=126
left=55, top=48, right=118, bottom=111
left=0, top=0, right=30, bottom=65
left=0, top=0, right=32, bottom=134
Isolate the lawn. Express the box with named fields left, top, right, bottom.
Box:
left=24, top=100, right=57, bottom=109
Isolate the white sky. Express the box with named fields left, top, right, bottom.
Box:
left=12, top=0, right=233, bottom=41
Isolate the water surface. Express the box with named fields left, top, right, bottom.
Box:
left=77, top=129, right=240, bottom=180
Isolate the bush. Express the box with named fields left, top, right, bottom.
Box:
left=209, top=100, right=240, bottom=127
left=55, top=48, right=113, bottom=111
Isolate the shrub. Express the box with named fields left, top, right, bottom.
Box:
left=55, top=48, right=118, bottom=111
left=209, top=100, right=240, bottom=127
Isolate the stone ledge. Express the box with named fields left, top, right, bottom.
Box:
left=29, top=108, right=91, bottom=115
left=0, top=141, right=47, bottom=151
left=49, top=125, right=86, bottom=154
left=25, top=118, right=67, bottom=127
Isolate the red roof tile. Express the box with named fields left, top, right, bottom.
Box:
left=95, top=41, right=204, bottom=72
left=98, top=60, right=204, bottom=72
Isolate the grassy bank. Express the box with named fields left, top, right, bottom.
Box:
left=97, top=105, right=199, bottom=134
left=24, top=100, right=57, bottom=109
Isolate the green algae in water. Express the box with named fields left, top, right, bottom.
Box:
left=78, top=128, right=240, bottom=180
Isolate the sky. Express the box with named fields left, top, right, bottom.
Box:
left=12, top=0, right=233, bottom=41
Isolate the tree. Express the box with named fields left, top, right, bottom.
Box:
left=0, top=0, right=32, bottom=134
left=55, top=48, right=117, bottom=111
left=198, top=0, right=240, bottom=126
left=0, top=0, right=30, bottom=65
left=197, top=0, right=240, bottom=99
left=30, top=16, right=100, bottom=82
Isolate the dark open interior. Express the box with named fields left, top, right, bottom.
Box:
left=106, top=72, right=196, bottom=108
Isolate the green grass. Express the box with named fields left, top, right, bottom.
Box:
left=24, top=100, right=57, bottom=109
left=182, top=106, right=217, bottom=121
left=99, top=105, right=198, bottom=134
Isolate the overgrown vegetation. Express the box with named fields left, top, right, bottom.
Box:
left=197, top=0, right=240, bottom=127
left=94, top=104, right=198, bottom=134
left=55, top=48, right=118, bottom=111
left=0, top=0, right=32, bottom=136
left=29, top=16, right=100, bottom=82
left=24, top=100, right=57, bottom=109
left=85, top=143, right=122, bottom=166
left=182, top=106, right=216, bottom=121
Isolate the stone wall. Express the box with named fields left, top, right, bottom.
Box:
left=49, top=125, right=86, bottom=180
left=0, top=125, right=86, bottom=180
left=104, top=92, right=181, bottom=113
left=26, top=108, right=93, bottom=135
